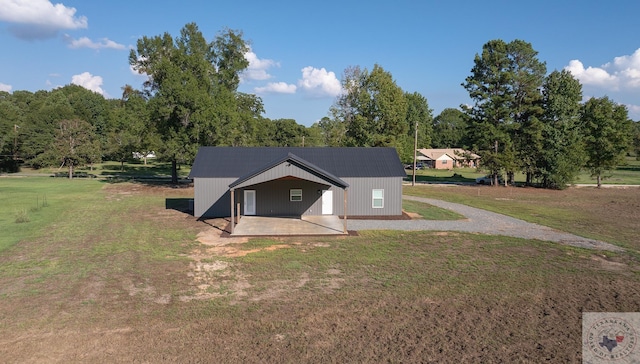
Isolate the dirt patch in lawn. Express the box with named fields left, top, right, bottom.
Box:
left=1, top=182, right=640, bottom=363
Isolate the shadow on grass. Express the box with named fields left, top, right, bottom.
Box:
left=97, top=176, right=193, bottom=189
left=99, top=162, right=180, bottom=177
left=405, top=173, right=477, bottom=184
left=617, top=165, right=640, bottom=172
left=166, top=198, right=194, bottom=215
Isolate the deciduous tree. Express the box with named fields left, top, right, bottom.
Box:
left=537, top=70, right=584, bottom=188
left=581, top=97, right=633, bottom=187
left=129, top=23, right=249, bottom=183
left=332, top=64, right=408, bottom=153
left=317, top=116, right=346, bottom=146
left=403, top=92, right=432, bottom=161
left=432, top=108, right=468, bottom=148
left=463, top=39, right=546, bottom=186
left=49, top=119, right=97, bottom=178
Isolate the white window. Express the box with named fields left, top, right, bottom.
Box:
left=372, top=189, right=384, bottom=208
left=290, top=189, right=302, bottom=202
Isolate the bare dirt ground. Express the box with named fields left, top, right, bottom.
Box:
left=1, top=183, right=639, bottom=363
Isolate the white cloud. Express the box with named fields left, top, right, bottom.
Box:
left=71, top=72, right=104, bottom=95
left=608, top=48, right=640, bottom=88
left=0, top=0, right=88, bottom=39
left=0, top=82, right=12, bottom=92
left=565, top=48, right=640, bottom=91
left=297, top=66, right=342, bottom=97
left=242, top=50, right=279, bottom=81
left=63, top=34, right=125, bottom=50
left=254, top=82, right=297, bottom=94
left=565, top=59, right=618, bottom=89
left=627, top=104, right=640, bottom=120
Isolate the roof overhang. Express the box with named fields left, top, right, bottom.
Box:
left=229, top=152, right=349, bottom=190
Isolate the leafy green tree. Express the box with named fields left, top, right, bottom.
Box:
left=463, top=39, right=546, bottom=186
left=47, top=119, right=97, bottom=178
left=23, top=90, right=75, bottom=167
left=0, top=92, right=22, bottom=171
left=432, top=108, right=468, bottom=148
left=537, top=70, right=584, bottom=188
left=507, top=39, right=546, bottom=184
left=61, top=84, right=110, bottom=145
left=318, top=116, right=346, bottom=147
left=0, top=87, right=112, bottom=172
left=303, top=123, right=325, bottom=147
left=581, top=97, right=633, bottom=187
left=272, top=119, right=306, bottom=146
left=106, top=88, right=154, bottom=170
left=402, top=92, right=432, bottom=161
left=632, top=121, right=640, bottom=159
left=463, top=39, right=514, bottom=185
left=253, top=118, right=277, bottom=147
left=231, top=92, right=265, bottom=146
left=129, top=23, right=249, bottom=183
left=332, top=64, right=408, bottom=151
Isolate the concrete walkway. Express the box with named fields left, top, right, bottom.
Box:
left=347, top=195, right=623, bottom=252
left=232, top=215, right=346, bottom=236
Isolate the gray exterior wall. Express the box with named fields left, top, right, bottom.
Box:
left=193, top=177, right=236, bottom=218
left=246, top=179, right=328, bottom=216
left=193, top=176, right=402, bottom=218
left=337, top=177, right=402, bottom=216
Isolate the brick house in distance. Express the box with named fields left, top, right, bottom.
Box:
left=417, top=148, right=480, bottom=169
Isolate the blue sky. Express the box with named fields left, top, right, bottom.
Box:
left=1, top=0, right=639, bottom=126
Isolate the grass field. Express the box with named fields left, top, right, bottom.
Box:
left=406, top=157, right=640, bottom=185
left=0, top=178, right=639, bottom=362
left=404, top=184, right=640, bottom=251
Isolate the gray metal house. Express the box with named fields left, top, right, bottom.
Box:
left=188, top=147, right=406, bottom=219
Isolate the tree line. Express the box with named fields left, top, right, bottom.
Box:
left=1, top=23, right=638, bottom=187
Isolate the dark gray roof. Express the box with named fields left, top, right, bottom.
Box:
left=188, top=147, right=406, bottom=179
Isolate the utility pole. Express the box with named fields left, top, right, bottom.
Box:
left=412, top=121, right=418, bottom=186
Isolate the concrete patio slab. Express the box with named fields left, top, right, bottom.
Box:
left=231, top=215, right=346, bottom=236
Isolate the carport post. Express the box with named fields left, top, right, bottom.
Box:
left=230, top=188, right=235, bottom=234
left=343, top=188, right=348, bottom=233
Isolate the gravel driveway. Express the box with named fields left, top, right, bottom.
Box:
left=347, top=195, right=623, bottom=252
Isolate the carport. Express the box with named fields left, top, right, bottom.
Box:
left=227, top=152, right=349, bottom=235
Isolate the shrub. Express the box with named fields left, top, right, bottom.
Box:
left=15, top=209, right=30, bottom=223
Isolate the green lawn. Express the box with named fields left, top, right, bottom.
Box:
left=574, top=157, right=640, bottom=185
left=0, top=177, right=104, bottom=252
left=405, top=157, right=640, bottom=185
left=1, top=178, right=639, bottom=362
left=402, top=199, right=464, bottom=220
left=403, top=184, right=640, bottom=251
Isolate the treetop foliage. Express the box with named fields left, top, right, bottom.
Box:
left=3, top=30, right=637, bottom=188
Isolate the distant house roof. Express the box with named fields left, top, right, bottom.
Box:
left=189, top=147, right=407, bottom=179
left=417, top=148, right=480, bottom=160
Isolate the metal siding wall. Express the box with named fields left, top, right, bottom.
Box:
left=195, top=176, right=402, bottom=218
left=242, top=179, right=325, bottom=216
left=338, top=177, right=402, bottom=216
left=194, top=177, right=236, bottom=217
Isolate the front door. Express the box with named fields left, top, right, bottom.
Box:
left=244, top=190, right=256, bottom=215
left=322, top=190, right=333, bottom=215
